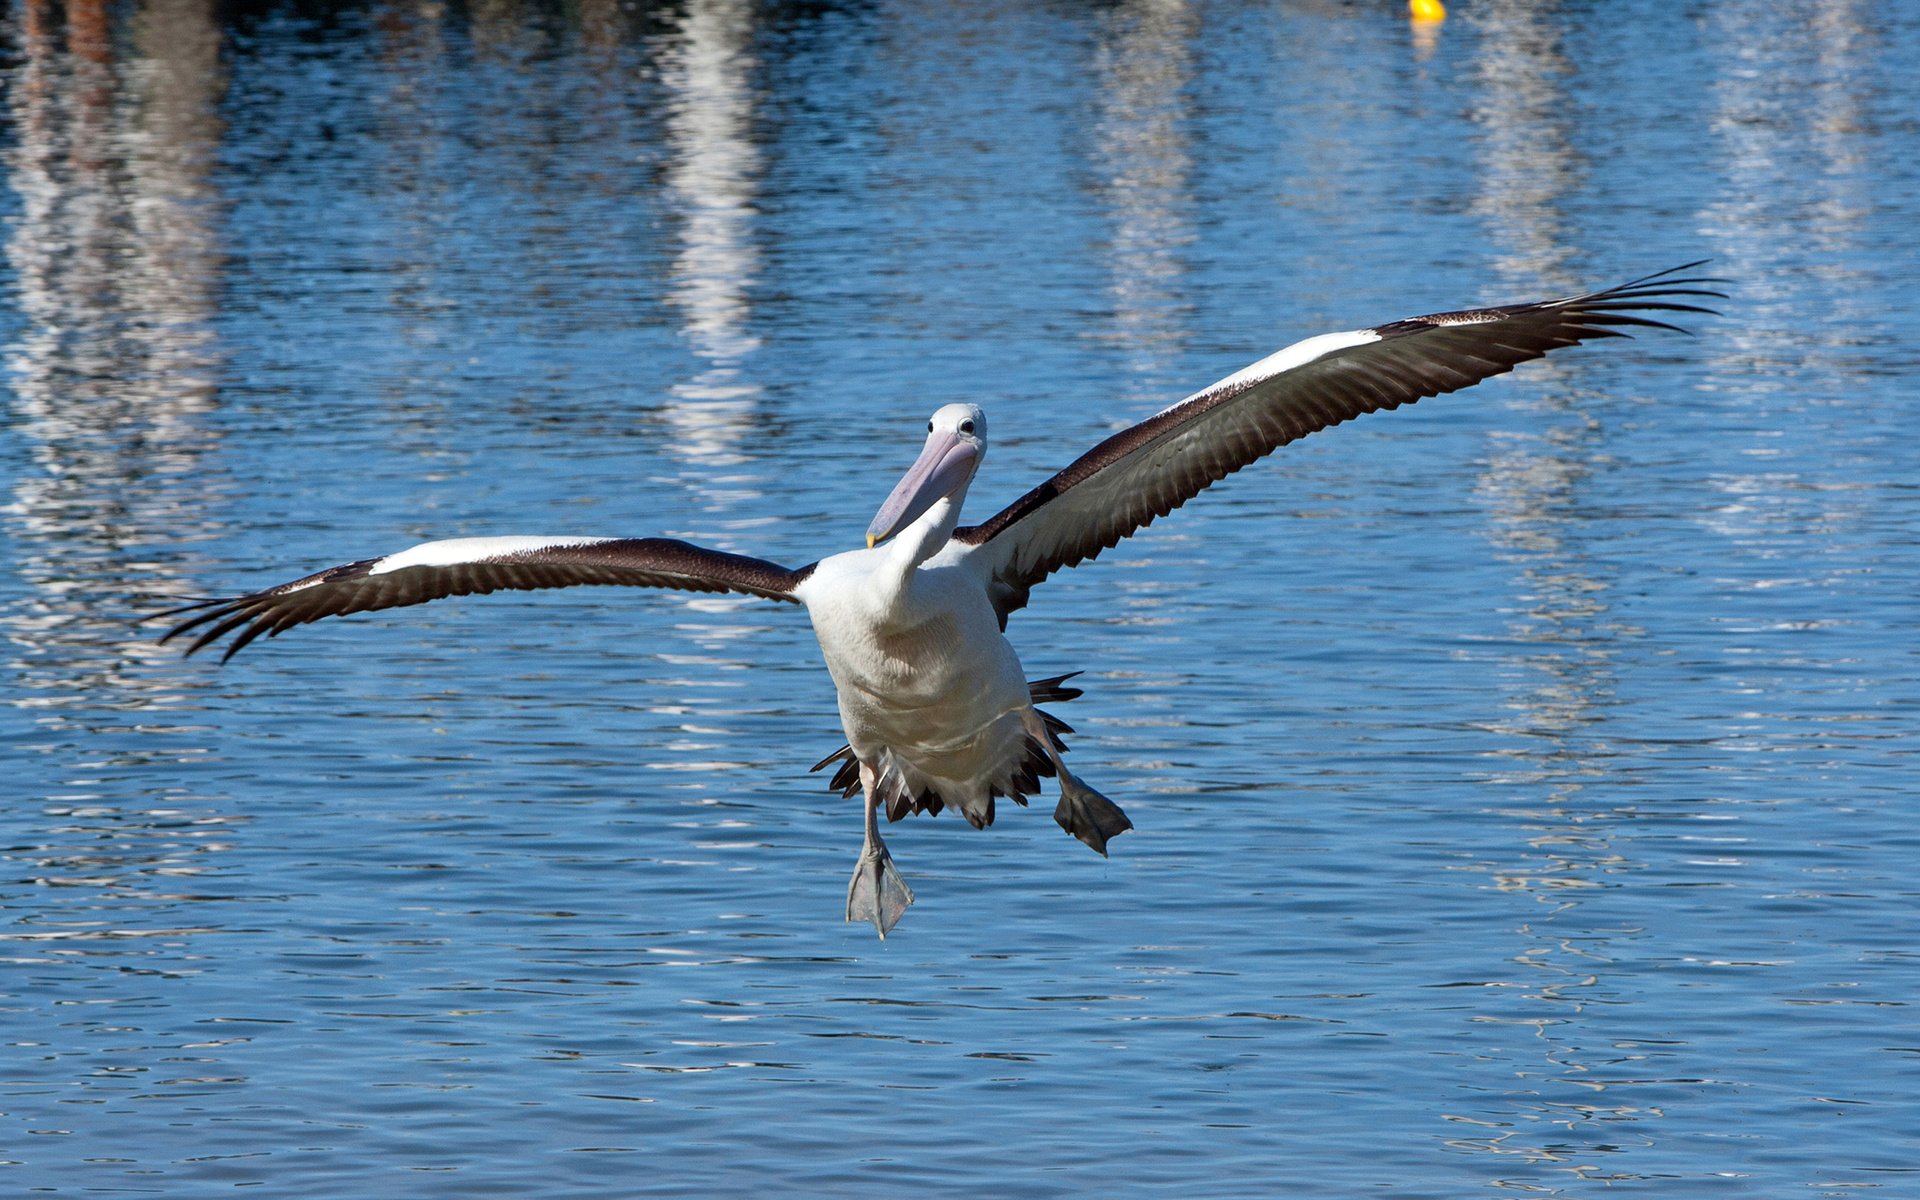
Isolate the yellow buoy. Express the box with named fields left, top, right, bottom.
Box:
left=1410, top=0, right=1446, bottom=21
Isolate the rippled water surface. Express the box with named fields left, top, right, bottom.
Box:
left=4, top=1, right=1918, bottom=1195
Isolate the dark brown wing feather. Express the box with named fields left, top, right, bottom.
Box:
left=955, top=263, right=1722, bottom=623
left=157, top=537, right=813, bottom=661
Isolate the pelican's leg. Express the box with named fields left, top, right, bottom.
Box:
left=846, top=762, right=914, bottom=938
left=1021, top=710, right=1133, bottom=856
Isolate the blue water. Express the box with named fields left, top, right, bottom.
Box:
left=4, top=1, right=1917, bottom=1195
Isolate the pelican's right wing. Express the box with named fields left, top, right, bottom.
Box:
left=158, top=536, right=814, bottom=661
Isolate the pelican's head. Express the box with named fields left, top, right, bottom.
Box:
left=866, top=404, right=987, bottom=548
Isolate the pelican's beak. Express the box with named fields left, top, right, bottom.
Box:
left=866, top=428, right=977, bottom=548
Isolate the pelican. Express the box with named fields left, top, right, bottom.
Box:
left=161, top=265, right=1719, bottom=936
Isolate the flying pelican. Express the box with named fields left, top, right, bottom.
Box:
left=161, top=264, right=1719, bottom=936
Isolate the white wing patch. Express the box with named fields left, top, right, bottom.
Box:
left=1154, top=328, right=1380, bottom=416
left=369, top=536, right=616, bottom=575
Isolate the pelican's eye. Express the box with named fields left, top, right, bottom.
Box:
left=927, top=420, right=934, bottom=432
left=959, top=419, right=976, bottom=435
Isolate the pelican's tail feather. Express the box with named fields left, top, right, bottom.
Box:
left=810, top=672, right=1085, bottom=810
left=1025, top=671, right=1084, bottom=706
left=810, top=744, right=863, bottom=798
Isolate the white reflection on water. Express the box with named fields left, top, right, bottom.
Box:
left=1698, top=0, right=1876, bottom=545
left=3, top=0, right=227, bottom=693
left=1702, top=0, right=1875, bottom=302
left=2, top=0, right=237, bottom=906
left=1089, top=0, right=1196, bottom=391
left=1457, top=2, right=1657, bottom=1175
left=658, top=0, right=765, bottom=470
left=1464, top=0, right=1579, bottom=289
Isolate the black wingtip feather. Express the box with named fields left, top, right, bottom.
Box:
left=186, top=607, right=259, bottom=659
left=153, top=599, right=232, bottom=644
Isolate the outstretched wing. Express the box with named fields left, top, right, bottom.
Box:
left=955, top=263, right=1722, bottom=623
left=159, top=536, right=814, bottom=661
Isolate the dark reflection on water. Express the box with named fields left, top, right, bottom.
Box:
left=5, top=1, right=1920, bottom=1196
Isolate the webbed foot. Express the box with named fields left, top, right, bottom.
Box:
left=1054, top=771, right=1133, bottom=856
left=846, top=839, right=915, bottom=938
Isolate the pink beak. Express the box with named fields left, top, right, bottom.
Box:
left=867, top=429, right=978, bottom=548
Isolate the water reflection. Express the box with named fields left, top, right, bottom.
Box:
left=1089, top=0, right=1196, bottom=392
left=1458, top=1, right=1647, bottom=1178
left=371, top=0, right=451, bottom=336
left=3, top=0, right=227, bottom=700
left=1700, top=0, right=1873, bottom=302
left=659, top=0, right=766, bottom=470
left=1464, top=0, right=1580, bottom=286
left=1409, top=4, right=1444, bottom=61
left=1697, top=0, right=1876, bottom=552
left=2, top=2, right=235, bottom=914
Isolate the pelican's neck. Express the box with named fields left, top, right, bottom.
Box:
left=868, top=482, right=969, bottom=615
left=884, top=488, right=964, bottom=571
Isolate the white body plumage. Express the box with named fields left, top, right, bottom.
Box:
left=797, top=540, right=1032, bottom=830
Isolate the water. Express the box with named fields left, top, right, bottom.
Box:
left=3, top=0, right=1917, bottom=1195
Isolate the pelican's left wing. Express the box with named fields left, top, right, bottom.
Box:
left=956, top=263, right=1722, bottom=624
left=159, top=536, right=814, bottom=661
